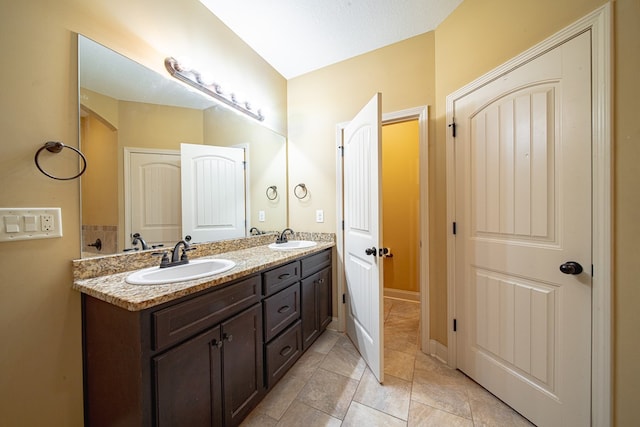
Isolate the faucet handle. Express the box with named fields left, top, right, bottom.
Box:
left=152, top=251, right=171, bottom=268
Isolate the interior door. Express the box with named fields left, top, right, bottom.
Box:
left=181, top=143, right=246, bottom=243
left=343, top=93, right=384, bottom=382
left=127, top=150, right=182, bottom=248
left=453, top=33, right=592, bottom=426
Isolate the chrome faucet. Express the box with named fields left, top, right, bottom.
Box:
left=132, top=233, right=149, bottom=250
left=276, top=228, right=295, bottom=244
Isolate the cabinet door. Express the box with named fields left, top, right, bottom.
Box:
left=317, top=267, right=332, bottom=331
left=153, top=326, right=223, bottom=427
left=222, top=304, right=264, bottom=426
left=301, top=274, right=320, bottom=351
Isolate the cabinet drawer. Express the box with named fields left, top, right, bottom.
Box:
left=262, top=261, right=300, bottom=296
left=265, top=320, right=302, bottom=388
left=263, top=283, right=300, bottom=342
left=152, top=275, right=261, bottom=351
left=301, top=249, right=331, bottom=277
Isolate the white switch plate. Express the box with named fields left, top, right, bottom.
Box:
left=258, top=210, right=265, bottom=222
left=316, top=209, right=324, bottom=223
left=0, top=208, right=63, bottom=242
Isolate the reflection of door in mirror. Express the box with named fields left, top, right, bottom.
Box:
left=181, top=143, right=246, bottom=243
left=125, top=148, right=181, bottom=251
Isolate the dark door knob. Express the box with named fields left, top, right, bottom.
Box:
left=559, top=261, right=583, bottom=275
left=365, top=247, right=377, bottom=256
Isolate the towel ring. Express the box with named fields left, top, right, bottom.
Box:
left=266, top=185, right=278, bottom=201
left=294, top=183, right=308, bottom=199
left=35, top=141, right=87, bottom=180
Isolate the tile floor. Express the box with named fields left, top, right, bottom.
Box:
left=242, top=297, right=534, bottom=426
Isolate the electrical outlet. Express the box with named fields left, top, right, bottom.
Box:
left=41, top=214, right=54, bottom=231
left=316, top=209, right=324, bottom=223
left=0, top=208, right=62, bottom=242
left=258, top=210, right=265, bottom=222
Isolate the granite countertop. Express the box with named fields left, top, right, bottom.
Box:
left=72, top=234, right=334, bottom=312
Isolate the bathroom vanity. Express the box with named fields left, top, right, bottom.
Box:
left=74, top=236, right=333, bottom=427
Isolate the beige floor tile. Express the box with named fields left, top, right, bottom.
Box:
left=413, top=352, right=470, bottom=387
left=307, top=329, right=340, bottom=354
left=239, top=411, right=279, bottom=426
left=385, top=330, right=419, bottom=355
left=465, top=380, right=535, bottom=426
left=385, top=316, right=420, bottom=336
left=353, top=368, right=412, bottom=421
left=388, top=299, right=421, bottom=320
left=407, top=400, right=473, bottom=427
left=253, top=373, right=307, bottom=420
left=342, top=401, right=407, bottom=427
left=285, top=348, right=326, bottom=382
left=384, top=348, right=415, bottom=381
left=297, top=368, right=359, bottom=419
left=411, top=381, right=472, bottom=420
left=276, top=399, right=342, bottom=427
left=320, top=335, right=367, bottom=380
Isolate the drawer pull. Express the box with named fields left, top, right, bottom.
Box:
left=279, top=345, right=293, bottom=357
left=277, top=305, right=290, bottom=314
left=278, top=273, right=291, bottom=280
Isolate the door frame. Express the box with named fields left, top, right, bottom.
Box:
left=335, top=105, right=430, bottom=352
left=445, top=4, right=612, bottom=425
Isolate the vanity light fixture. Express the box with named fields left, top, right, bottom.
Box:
left=164, top=56, right=265, bottom=121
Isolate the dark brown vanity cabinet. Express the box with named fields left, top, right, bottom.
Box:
left=153, top=304, right=263, bottom=427
left=83, top=274, right=263, bottom=427
left=83, top=248, right=333, bottom=427
left=301, top=250, right=333, bottom=350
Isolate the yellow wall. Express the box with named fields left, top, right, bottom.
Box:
left=0, top=0, right=287, bottom=425
left=81, top=114, right=119, bottom=226
left=382, top=121, right=420, bottom=294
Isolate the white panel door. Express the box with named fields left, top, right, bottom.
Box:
left=344, top=93, right=384, bottom=382
left=128, top=151, right=182, bottom=248
left=181, top=143, right=246, bottom=243
left=454, top=33, right=592, bottom=426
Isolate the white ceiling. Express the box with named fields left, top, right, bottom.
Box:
left=200, top=0, right=463, bottom=79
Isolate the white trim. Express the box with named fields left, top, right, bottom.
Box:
left=429, top=339, right=448, bottom=364
left=233, top=142, right=251, bottom=235
left=445, top=4, right=612, bottom=425
left=335, top=105, right=430, bottom=354
left=383, top=288, right=420, bottom=302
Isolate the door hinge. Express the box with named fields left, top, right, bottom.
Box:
left=242, top=160, right=247, bottom=169
left=448, top=120, right=457, bottom=137
left=452, top=222, right=457, bottom=235
left=453, top=318, right=457, bottom=332
left=342, top=293, right=346, bottom=304
left=341, top=220, right=345, bottom=230
left=338, top=145, right=344, bottom=156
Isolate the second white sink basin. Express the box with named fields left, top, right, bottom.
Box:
left=125, top=258, right=236, bottom=285
left=268, top=240, right=318, bottom=250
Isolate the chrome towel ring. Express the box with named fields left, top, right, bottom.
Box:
left=35, top=141, right=87, bottom=180
left=266, top=185, right=278, bottom=200
left=294, top=183, right=308, bottom=199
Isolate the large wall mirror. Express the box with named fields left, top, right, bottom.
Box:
left=78, top=35, right=287, bottom=257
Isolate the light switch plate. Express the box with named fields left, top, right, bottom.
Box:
left=0, top=208, right=63, bottom=242
left=315, top=209, right=324, bottom=223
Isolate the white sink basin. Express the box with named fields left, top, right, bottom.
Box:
left=268, top=240, right=318, bottom=250
left=125, top=258, right=236, bottom=285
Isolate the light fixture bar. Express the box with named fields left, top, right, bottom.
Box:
left=164, top=57, right=264, bottom=121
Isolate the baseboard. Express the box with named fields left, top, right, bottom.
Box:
left=383, top=288, right=420, bottom=302
left=429, top=339, right=448, bottom=364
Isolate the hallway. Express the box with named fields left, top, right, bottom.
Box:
left=242, top=298, right=533, bottom=426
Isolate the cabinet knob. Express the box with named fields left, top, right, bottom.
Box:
left=223, top=333, right=233, bottom=342
left=211, top=339, right=223, bottom=349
